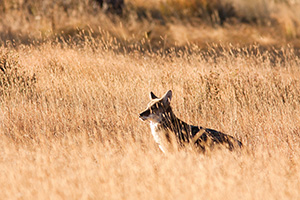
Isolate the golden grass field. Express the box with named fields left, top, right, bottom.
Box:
left=1, top=41, right=300, bottom=199
left=0, top=0, right=300, bottom=199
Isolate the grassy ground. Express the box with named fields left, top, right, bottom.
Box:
left=0, top=0, right=300, bottom=199
left=0, top=41, right=300, bottom=199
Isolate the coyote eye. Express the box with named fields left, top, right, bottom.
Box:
left=149, top=104, right=162, bottom=114
left=151, top=104, right=160, bottom=110
left=149, top=107, right=154, bottom=113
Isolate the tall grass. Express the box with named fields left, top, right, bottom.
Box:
left=0, top=1, right=300, bottom=199
left=0, top=36, right=299, bottom=199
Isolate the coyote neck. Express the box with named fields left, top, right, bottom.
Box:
left=159, top=108, right=196, bottom=143
left=162, top=109, right=187, bottom=131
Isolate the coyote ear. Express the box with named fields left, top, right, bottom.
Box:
left=162, top=90, right=172, bottom=105
left=150, top=92, right=158, bottom=99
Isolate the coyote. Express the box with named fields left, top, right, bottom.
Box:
left=139, top=90, right=242, bottom=153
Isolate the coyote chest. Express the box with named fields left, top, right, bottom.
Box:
left=150, top=122, right=171, bottom=153
left=150, top=122, right=161, bottom=144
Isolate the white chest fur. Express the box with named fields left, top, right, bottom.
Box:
left=150, top=122, right=166, bottom=153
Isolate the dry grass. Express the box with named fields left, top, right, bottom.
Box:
left=0, top=0, right=300, bottom=199
left=0, top=39, right=299, bottom=199
left=1, top=0, right=300, bottom=49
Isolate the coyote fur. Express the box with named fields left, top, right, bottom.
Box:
left=139, top=90, right=242, bottom=153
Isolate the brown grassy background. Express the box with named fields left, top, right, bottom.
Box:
left=1, top=0, right=300, bottom=49
left=1, top=0, right=300, bottom=199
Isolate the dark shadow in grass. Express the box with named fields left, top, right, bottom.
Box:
left=1, top=25, right=300, bottom=67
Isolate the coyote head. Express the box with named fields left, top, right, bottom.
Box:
left=139, top=90, right=172, bottom=123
